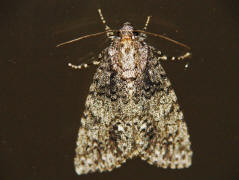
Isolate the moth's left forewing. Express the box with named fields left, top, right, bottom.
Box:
left=74, top=52, right=128, bottom=175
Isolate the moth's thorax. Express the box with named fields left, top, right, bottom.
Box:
left=109, top=23, right=148, bottom=81
left=119, top=39, right=137, bottom=79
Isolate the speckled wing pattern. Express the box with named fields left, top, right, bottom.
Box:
left=138, top=48, right=192, bottom=169
left=74, top=38, right=192, bottom=174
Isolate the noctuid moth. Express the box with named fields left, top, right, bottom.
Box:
left=57, top=9, right=192, bottom=175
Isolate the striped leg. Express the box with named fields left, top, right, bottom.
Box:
left=143, top=16, right=152, bottom=31
left=97, top=9, right=114, bottom=37
left=68, top=60, right=100, bottom=70
left=156, top=51, right=191, bottom=61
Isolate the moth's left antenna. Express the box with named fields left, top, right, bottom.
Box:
left=56, top=9, right=114, bottom=48
left=56, top=31, right=106, bottom=47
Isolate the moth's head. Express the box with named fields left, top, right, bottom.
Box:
left=119, top=22, right=134, bottom=41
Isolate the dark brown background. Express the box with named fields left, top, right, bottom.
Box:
left=1, top=0, right=239, bottom=180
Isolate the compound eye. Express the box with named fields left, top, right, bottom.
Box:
left=133, top=31, right=139, bottom=36
left=116, top=31, right=120, bottom=36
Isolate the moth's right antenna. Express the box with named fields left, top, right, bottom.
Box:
left=136, top=30, right=191, bottom=50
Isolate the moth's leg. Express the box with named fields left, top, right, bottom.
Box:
left=143, top=16, right=152, bottom=31
left=97, top=9, right=114, bottom=37
left=68, top=60, right=100, bottom=70
left=67, top=44, right=107, bottom=70
left=138, top=16, right=152, bottom=41
left=156, top=50, right=191, bottom=61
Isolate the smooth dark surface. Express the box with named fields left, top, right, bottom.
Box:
left=1, top=0, right=239, bottom=180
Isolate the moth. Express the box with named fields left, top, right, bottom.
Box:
left=57, top=9, right=192, bottom=175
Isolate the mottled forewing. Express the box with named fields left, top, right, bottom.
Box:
left=74, top=51, right=129, bottom=175
left=139, top=49, right=192, bottom=169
